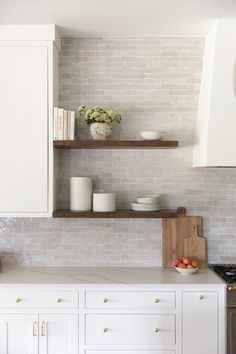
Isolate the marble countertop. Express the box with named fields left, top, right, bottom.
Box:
left=0, top=266, right=225, bottom=286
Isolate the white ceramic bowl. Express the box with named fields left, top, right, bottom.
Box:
left=131, top=203, right=160, bottom=211
left=140, top=131, right=163, bottom=140
left=137, top=196, right=160, bottom=205
left=175, top=267, right=199, bottom=275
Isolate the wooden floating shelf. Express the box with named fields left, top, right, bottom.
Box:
left=53, top=209, right=178, bottom=219
left=53, top=140, right=179, bottom=149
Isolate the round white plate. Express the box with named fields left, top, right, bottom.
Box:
left=131, top=203, right=161, bottom=211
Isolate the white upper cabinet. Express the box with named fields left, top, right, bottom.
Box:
left=0, top=25, right=59, bottom=216
left=193, top=19, right=236, bottom=167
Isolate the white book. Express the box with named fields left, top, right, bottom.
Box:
left=67, top=111, right=71, bottom=140
left=53, top=107, right=58, bottom=140
left=69, top=111, right=75, bottom=140
left=57, top=108, right=64, bottom=140
left=63, top=110, right=68, bottom=140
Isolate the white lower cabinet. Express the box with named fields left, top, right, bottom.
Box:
left=0, top=313, right=78, bottom=354
left=182, top=291, right=218, bottom=354
left=0, top=287, right=225, bottom=354
left=39, top=314, right=78, bottom=354
left=0, top=314, right=38, bottom=354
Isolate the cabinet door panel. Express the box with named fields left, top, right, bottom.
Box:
left=0, top=45, right=48, bottom=214
left=39, top=314, right=78, bottom=354
left=86, top=314, right=175, bottom=345
left=183, top=291, right=218, bottom=354
left=0, top=314, right=38, bottom=354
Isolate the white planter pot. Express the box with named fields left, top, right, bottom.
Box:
left=90, top=123, right=112, bottom=140
left=70, top=177, right=92, bottom=211
left=93, top=193, right=116, bottom=212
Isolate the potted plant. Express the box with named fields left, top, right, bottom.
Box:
left=78, top=105, right=122, bottom=140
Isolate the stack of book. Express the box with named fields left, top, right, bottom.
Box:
left=53, top=107, right=75, bottom=140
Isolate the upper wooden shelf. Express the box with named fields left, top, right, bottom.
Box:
left=53, top=209, right=178, bottom=219
left=53, top=140, right=179, bottom=149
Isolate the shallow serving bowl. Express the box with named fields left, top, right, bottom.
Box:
left=137, top=196, right=160, bottom=205
left=140, top=131, right=163, bottom=140
left=131, top=203, right=160, bottom=211
left=175, top=267, right=199, bottom=275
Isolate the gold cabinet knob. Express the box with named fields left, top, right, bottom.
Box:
left=154, top=328, right=160, bottom=333
left=154, top=298, right=160, bottom=303
left=56, top=297, right=63, bottom=303
left=103, top=298, right=109, bottom=303
left=102, top=327, right=108, bottom=332
left=199, top=295, right=204, bottom=300
left=16, top=298, right=22, bottom=303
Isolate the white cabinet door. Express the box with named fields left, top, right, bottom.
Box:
left=0, top=314, right=38, bottom=354
left=0, top=45, right=48, bottom=215
left=183, top=291, right=218, bottom=354
left=39, top=314, right=78, bottom=354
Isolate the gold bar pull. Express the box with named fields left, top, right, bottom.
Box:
left=41, top=321, right=46, bottom=336
left=32, top=321, right=37, bottom=336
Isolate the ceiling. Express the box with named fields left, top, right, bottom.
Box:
left=1, top=0, right=236, bottom=37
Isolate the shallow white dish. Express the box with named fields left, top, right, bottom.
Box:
left=175, top=267, right=199, bottom=275
left=131, top=203, right=160, bottom=211
left=140, top=131, right=163, bottom=140
left=137, top=196, right=160, bottom=205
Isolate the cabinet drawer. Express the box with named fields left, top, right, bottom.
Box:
left=86, top=352, right=175, bottom=354
left=85, top=291, right=175, bottom=309
left=0, top=291, right=78, bottom=308
left=85, top=314, right=176, bottom=345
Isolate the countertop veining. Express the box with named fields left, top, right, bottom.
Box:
left=0, top=266, right=225, bottom=287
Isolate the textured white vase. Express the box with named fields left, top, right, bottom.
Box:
left=90, top=123, right=112, bottom=140
left=70, top=177, right=92, bottom=211
left=93, top=193, right=116, bottom=212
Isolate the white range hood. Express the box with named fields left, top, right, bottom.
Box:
left=193, top=19, right=236, bottom=167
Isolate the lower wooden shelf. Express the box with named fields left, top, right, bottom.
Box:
left=53, top=209, right=178, bottom=218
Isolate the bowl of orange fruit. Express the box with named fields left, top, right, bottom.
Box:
left=174, top=257, right=199, bottom=275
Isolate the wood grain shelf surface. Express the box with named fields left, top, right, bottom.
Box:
left=53, top=209, right=178, bottom=219
left=53, top=140, right=179, bottom=149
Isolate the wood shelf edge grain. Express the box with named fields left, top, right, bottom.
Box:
left=53, top=140, right=179, bottom=149
left=53, top=209, right=178, bottom=218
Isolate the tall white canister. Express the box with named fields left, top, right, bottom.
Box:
left=70, top=177, right=92, bottom=211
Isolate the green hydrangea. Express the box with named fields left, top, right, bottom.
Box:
left=78, top=105, right=122, bottom=125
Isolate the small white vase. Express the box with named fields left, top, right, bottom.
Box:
left=90, top=123, right=112, bottom=140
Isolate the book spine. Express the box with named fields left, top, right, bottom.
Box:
left=63, top=110, right=68, bottom=140
left=57, top=108, right=64, bottom=140
left=69, top=111, right=75, bottom=140
left=67, top=111, right=71, bottom=140
left=53, top=107, right=58, bottom=140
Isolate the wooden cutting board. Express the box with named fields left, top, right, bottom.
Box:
left=162, top=207, right=207, bottom=268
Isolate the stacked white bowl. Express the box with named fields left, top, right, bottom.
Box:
left=130, top=195, right=161, bottom=211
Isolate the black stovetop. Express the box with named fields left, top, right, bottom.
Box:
left=210, top=264, right=236, bottom=283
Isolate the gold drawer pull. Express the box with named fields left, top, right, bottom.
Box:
left=103, top=298, right=109, bottom=303
left=199, top=295, right=204, bottom=300
left=41, top=321, right=46, bottom=336
left=154, top=298, right=160, bottom=303
left=154, top=328, right=160, bottom=333
left=102, top=327, right=108, bottom=332
left=16, top=298, right=22, bottom=303
left=32, top=321, right=37, bottom=336
left=56, top=297, right=63, bottom=303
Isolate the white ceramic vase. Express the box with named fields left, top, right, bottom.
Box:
left=70, top=177, right=93, bottom=211
left=90, top=123, right=112, bottom=140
